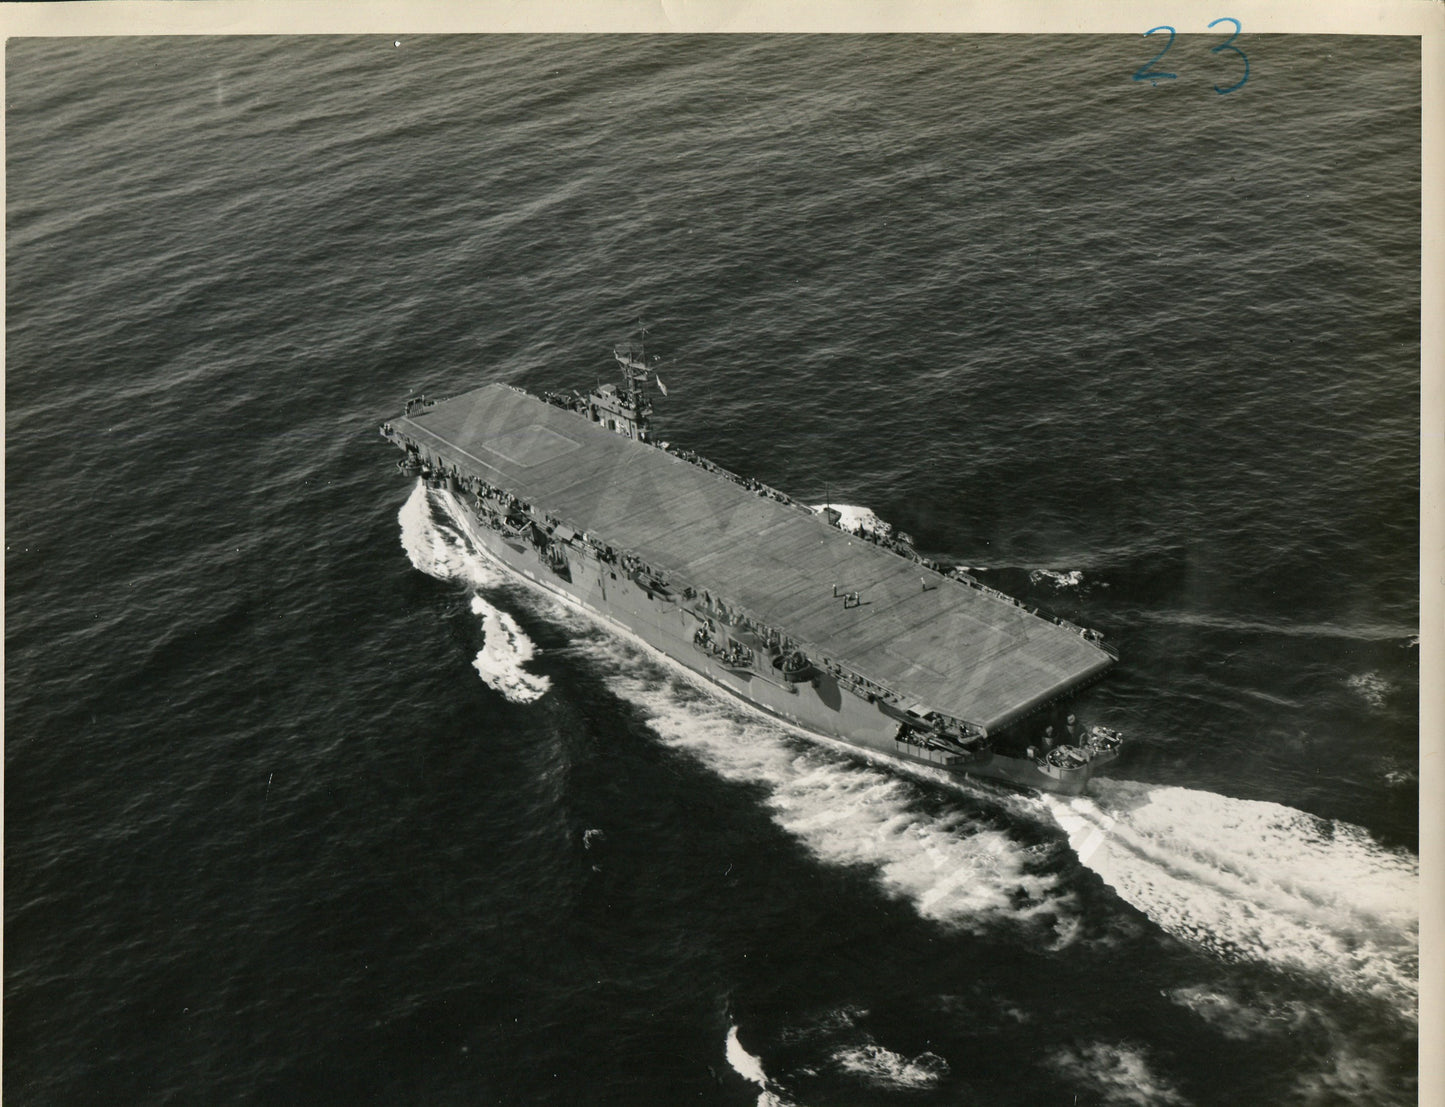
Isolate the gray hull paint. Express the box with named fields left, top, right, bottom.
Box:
left=437, top=479, right=1100, bottom=797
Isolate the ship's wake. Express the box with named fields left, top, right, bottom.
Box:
left=731, top=1009, right=949, bottom=1105
left=726, top=1025, right=794, bottom=1106
left=576, top=642, right=1080, bottom=939
left=468, top=594, right=549, bottom=703
left=1042, top=780, right=1418, bottom=1019
left=398, top=480, right=549, bottom=703
left=1045, top=1041, right=1187, bottom=1106
left=396, top=481, right=1419, bottom=1019
left=398, top=478, right=507, bottom=590
left=398, top=483, right=1075, bottom=936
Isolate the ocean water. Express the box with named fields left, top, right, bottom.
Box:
left=5, top=33, right=1420, bottom=1105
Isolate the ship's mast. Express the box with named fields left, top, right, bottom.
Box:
left=616, top=322, right=657, bottom=400
left=616, top=321, right=651, bottom=404
left=604, top=319, right=665, bottom=441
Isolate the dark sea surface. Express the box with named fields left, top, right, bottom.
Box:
left=5, top=33, right=1421, bottom=1106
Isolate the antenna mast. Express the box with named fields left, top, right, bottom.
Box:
left=615, top=318, right=655, bottom=403
left=606, top=318, right=667, bottom=441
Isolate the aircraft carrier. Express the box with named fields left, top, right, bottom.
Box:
left=381, top=340, right=1123, bottom=794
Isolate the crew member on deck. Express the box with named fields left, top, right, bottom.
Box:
left=1066, top=714, right=1081, bottom=746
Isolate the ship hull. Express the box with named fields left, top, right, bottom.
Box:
left=432, top=477, right=1098, bottom=796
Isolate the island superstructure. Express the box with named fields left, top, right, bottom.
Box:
left=381, top=340, right=1123, bottom=794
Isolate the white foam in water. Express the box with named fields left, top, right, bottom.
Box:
left=1288, top=1041, right=1404, bottom=1104
left=1379, top=758, right=1417, bottom=788
left=1047, top=1041, right=1187, bottom=1106
left=726, top=1027, right=794, bottom=1107
left=400, top=480, right=1415, bottom=1016
left=1046, top=780, right=1418, bottom=1018
left=832, top=1044, right=949, bottom=1089
left=400, top=480, right=1071, bottom=935
left=1168, top=983, right=1409, bottom=1099
left=397, top=481, right=548, bottom=701
left=397, top=479, right=506, bottom=589
left=1029, top=568, right=1084, bottom=589
left=726, top=1026, right=769, bottom=1087
left=468, top=594, right=549, bottom=703
left=589, top=656, right=1073, bottom=934
left=1345, top=671, right=1392, bottom=709
left=1167, top=984, right=1313, bottom=1040
left=810, top=502, right=891, bottom=538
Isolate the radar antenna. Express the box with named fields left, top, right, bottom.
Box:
left=613, top=318, right=670, bottom=402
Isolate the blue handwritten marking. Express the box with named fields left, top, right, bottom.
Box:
left=1133, top=18, right=1249, bottom=94
left=1207, top=17, right=1250, bottom=94
left=1132, top=25, right=1178, bottom=87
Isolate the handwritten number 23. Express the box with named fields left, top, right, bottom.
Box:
left=1133, top=17, right=1249, bottom=95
